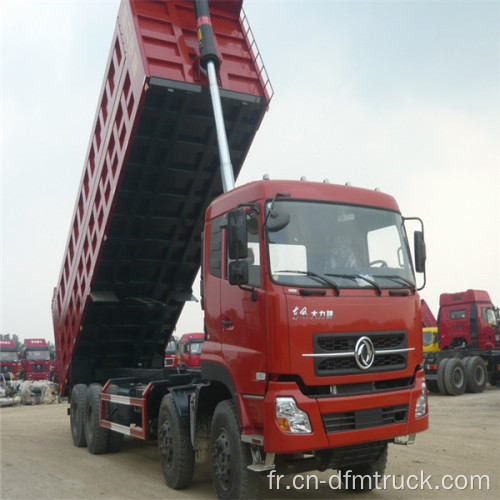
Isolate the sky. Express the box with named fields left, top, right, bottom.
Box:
left=1, top=0, right=499, bottom=342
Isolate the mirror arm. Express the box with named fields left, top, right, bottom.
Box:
left=237, top=281, right=258, bottom=302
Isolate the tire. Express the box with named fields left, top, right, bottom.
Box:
left=158, top=393, right=195, bottom=489
left=443, top=358, right=466, bottom=396
left=437, top=358, right=450, bottom=395
left=465, top=356, right=487, bottom=393
left=210, top=399, right=259, bottom=500
left=339, top=443, right=388, bottom=491
left=70, top=384, right=88, bottom=447
left=84, top=384, right=110, bottom=454
left=106, top=384, right=125, bottom=453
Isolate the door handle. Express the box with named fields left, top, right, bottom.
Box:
left=222, top=320, right=234, bottom=328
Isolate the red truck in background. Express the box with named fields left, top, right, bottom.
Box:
left=164, top=338, right=179, bottom=368
left=0, top=339, right=19, bottom=380
left=439, top=289, right=499, bottom=349
left=19, top=339, right=52, bottom=381
left=178, top=333, right=204, bottom=369
left=52, top=1, right=428, bottom=497
left=423, top=290, right=500, bottom=395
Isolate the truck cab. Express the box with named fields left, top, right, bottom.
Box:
left=19, top=339, right=51, bottom=381
left=201, top=179, right=428, bottom=456
left=423, top=327, right=439, bottom=352
left=438, top=290, right=500, bottom=349
left=0, top=339, right=19, bottom=380
left=179, top=333, right=204, bottom=369
left=164, top=338, right=179, bottom=368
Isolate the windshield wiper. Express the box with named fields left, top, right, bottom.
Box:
left=275, top=270, right=340, bottom=295
left=379, top=275, right=416, bottom=292
left=326, top=273, right=382, bottom=296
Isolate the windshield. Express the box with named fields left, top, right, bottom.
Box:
left=423, top=331, right=433, bottom=346
left=1, top=351, right=19, bottom=362
left=267, top=200, right=414, bottom=289
left=190, top=342, right=203, bottom=355
left=25, top=350, right=50, bottom=361
left=165, top=340, right=177, bottom=355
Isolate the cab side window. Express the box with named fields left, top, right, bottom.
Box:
left=209, top=216, right=224, bottom=278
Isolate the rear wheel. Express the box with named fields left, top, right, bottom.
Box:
left=210, top=400, right=259, bottom=500
left=70, top=384, right=88, bottom=447
left=84, top=384, right=110, bottom=454
left=437, top=358, right=450, bottom=395
left=444, top=358, right=466, bottom=396
left=465, top=356, right=487, bottom=393
left=339, top=443, right=388, bottom=491
left=158, top=393, right=194, bottom=489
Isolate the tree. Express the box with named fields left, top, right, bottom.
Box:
left=12, top=334, right=22, bottom=350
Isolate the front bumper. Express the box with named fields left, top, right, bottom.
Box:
left=263, top=370, right=428, bottom=454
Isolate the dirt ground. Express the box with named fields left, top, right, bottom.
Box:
left=1, top=388, right=498, bottom=499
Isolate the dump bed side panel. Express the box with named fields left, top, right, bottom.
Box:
left=52, top=0, right=270, bottom=392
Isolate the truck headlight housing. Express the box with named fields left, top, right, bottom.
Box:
left=275, top=397, right=312, bottom=433
left=415, top=382, right=427, bottom=418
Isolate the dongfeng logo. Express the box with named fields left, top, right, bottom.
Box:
left=354, top=336, right=375, bottom=370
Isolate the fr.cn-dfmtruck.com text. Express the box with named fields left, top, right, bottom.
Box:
left=267, top=470, right=491, bottom=492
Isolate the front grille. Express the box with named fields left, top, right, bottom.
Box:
left=317, top=333, right=404, bottom=352
left=317, top=354, right=406, bottom=372
left=322, top=404, right=408, bottom=433
left=32, top=364, right=48, bottom=372
left=313, top=331, right=408, bottom=376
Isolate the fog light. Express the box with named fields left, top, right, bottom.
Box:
left=275, top=397, right=312, bottom=433
left=415, top=382, right=427, bottom=418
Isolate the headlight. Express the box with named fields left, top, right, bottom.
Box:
left=415, top=382, right=427, bottom=418
left=275, top=397, right=312, bottom=433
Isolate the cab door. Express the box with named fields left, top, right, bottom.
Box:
left=220, top=211, right=267, bottom=397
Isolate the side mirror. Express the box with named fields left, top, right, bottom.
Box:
left=266, top=210, right=290, bottom=232
left=228, top=209, right=248, bottom=260
left=414, top=231, right=426, bottom=273
left=228, top=260, right=249, bottom=286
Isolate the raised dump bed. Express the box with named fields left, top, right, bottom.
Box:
left=52, top=0, right=271, bottom=394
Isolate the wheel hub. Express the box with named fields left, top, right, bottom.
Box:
left=159, top=422, right=174, bottom=467
left=212, top=429, right=231, bottom=491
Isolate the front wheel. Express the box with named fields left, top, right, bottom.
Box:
left=210, top=400, right=259, bottom=500
left=158, top=393, right=194, bottom=489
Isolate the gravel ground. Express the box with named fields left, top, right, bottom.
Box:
left=1, top=387, right=498, bottom=499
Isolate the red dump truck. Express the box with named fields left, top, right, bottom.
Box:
left=19, top=338, right=52, bottom=381
left=52, top=1, right=428, bottom=497
left=178, top=333, right=204, bottom=368
left=0, top=339, right=19, bottom=380
left=423, top=290, right=500, bottom=395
